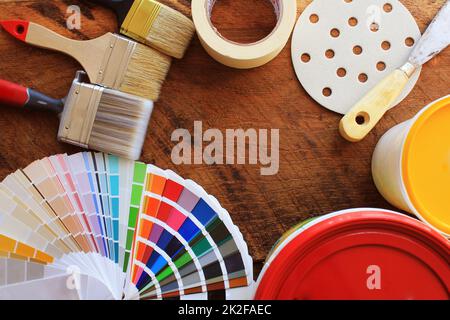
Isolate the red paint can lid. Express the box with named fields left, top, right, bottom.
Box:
left=255, top=209, right=450, bottom=300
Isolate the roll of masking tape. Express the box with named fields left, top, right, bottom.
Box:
left=192, top=0, right=297, bottom=69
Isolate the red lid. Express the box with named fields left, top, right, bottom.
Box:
left=255, top=209, right=450, bottom=300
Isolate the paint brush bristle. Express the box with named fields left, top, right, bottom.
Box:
left=120, top=0, right=195, bottom=59
left=141, top=4, right=195, bottom=59
left=119, top=43, right=171, bottom=100
left=88, top=89, right=153, bottom=160
left=58, top=72, right=154, bottom=160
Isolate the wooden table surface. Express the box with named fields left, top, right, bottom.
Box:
left=0, top=0, right=448, bottom=276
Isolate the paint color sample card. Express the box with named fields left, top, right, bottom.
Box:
left=0, top=152, right=254, bottom=300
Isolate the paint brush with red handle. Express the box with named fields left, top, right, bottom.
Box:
left=0, top=20, right=171, bottom=101
left=0, top=79, right=64, bottom=112
left=0, top=72, right=153, bottom=160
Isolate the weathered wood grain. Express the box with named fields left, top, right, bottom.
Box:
left=0, top=0, right=448, bottom=277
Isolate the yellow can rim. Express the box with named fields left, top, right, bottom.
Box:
left=402, top=96, right=450, bottom=236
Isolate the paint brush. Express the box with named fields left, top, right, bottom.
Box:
left=340, top=1, right=450, bottom=142
left=0, top=20, right=171, bottom=101
left=91, top=0, right=195, bottom=59
left=0, top=72, right=153, bottom=160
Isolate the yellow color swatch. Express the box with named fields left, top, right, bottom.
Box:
left=0, top=234, right=54, bottom=264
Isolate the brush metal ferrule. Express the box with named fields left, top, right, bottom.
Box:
left=120, top=0, right=162, bottom=40
left=95, top=34, right=137, bottom=90
left=58, top=72, right=104, bottom=148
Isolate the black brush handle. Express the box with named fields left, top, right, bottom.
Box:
left=0, top=79, right=64, bottom=113
left=90, top=0, right=134, bottom=25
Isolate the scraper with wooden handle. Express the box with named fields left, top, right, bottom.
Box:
left=339, top=0, right=450, bottom=142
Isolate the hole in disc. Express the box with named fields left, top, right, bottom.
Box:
left=301, top=53, right=311, bottom=63
left=353, top=45, right=363, bottom=55
left=405, top=37, right=415, bottom=47
left=370, top=22, right=379, bottom=32
left=381, top=41, right=391, bottom=50
left=325, top=49, right=335, bottom=59
left=337, top=68, right=347, bottom=77
left=383, top=3, right=393, bottom=12
left=348, top=17, right=358, bottom=26
left=358, top=73, right=368, bottom=83
left=322, top=87, right=332, bottom=97
left=330, top=28, right=340, bottom=38
left=377, top=61, right=386, bottom=71
left=310, top=14, right=319, bottom=23
left=209, top=0, right=278, bottom=44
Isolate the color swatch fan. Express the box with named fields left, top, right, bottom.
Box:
left=0, top=153, right=254, bottom=300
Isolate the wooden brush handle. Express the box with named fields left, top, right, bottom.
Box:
left=1, top=21, right=86, bottom=58
left=0, top=20, right=112, bottom=82
left=339, top=69, right=411, bottom=142
left=0, top=79, right=63, bottom=112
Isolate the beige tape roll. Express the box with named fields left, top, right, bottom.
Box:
left=192, top=0, right=297, bottom=69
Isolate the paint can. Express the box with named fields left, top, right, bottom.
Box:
left=254, top=208, right=450, bottom=300
left=372, top=96, right=450, bottom=237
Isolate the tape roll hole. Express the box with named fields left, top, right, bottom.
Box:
left=208, top=0, right=280, bottom=44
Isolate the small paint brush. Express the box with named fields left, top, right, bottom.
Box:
left=0, top=71, right=153, bottom=160
left=91, top=0, right=195, bottom=59
left=0, top=20, right=171, bottom=101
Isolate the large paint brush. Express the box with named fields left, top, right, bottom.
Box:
left=340, top=1, right=450, bottom=142
left=91, top=0, right=195, bottom=59
left=0, top=20, right=171, bottom=101
left=0, top=72, right=153, bottom=160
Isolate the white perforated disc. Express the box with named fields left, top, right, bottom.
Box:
left=292, top=0, right=421, bottom=114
